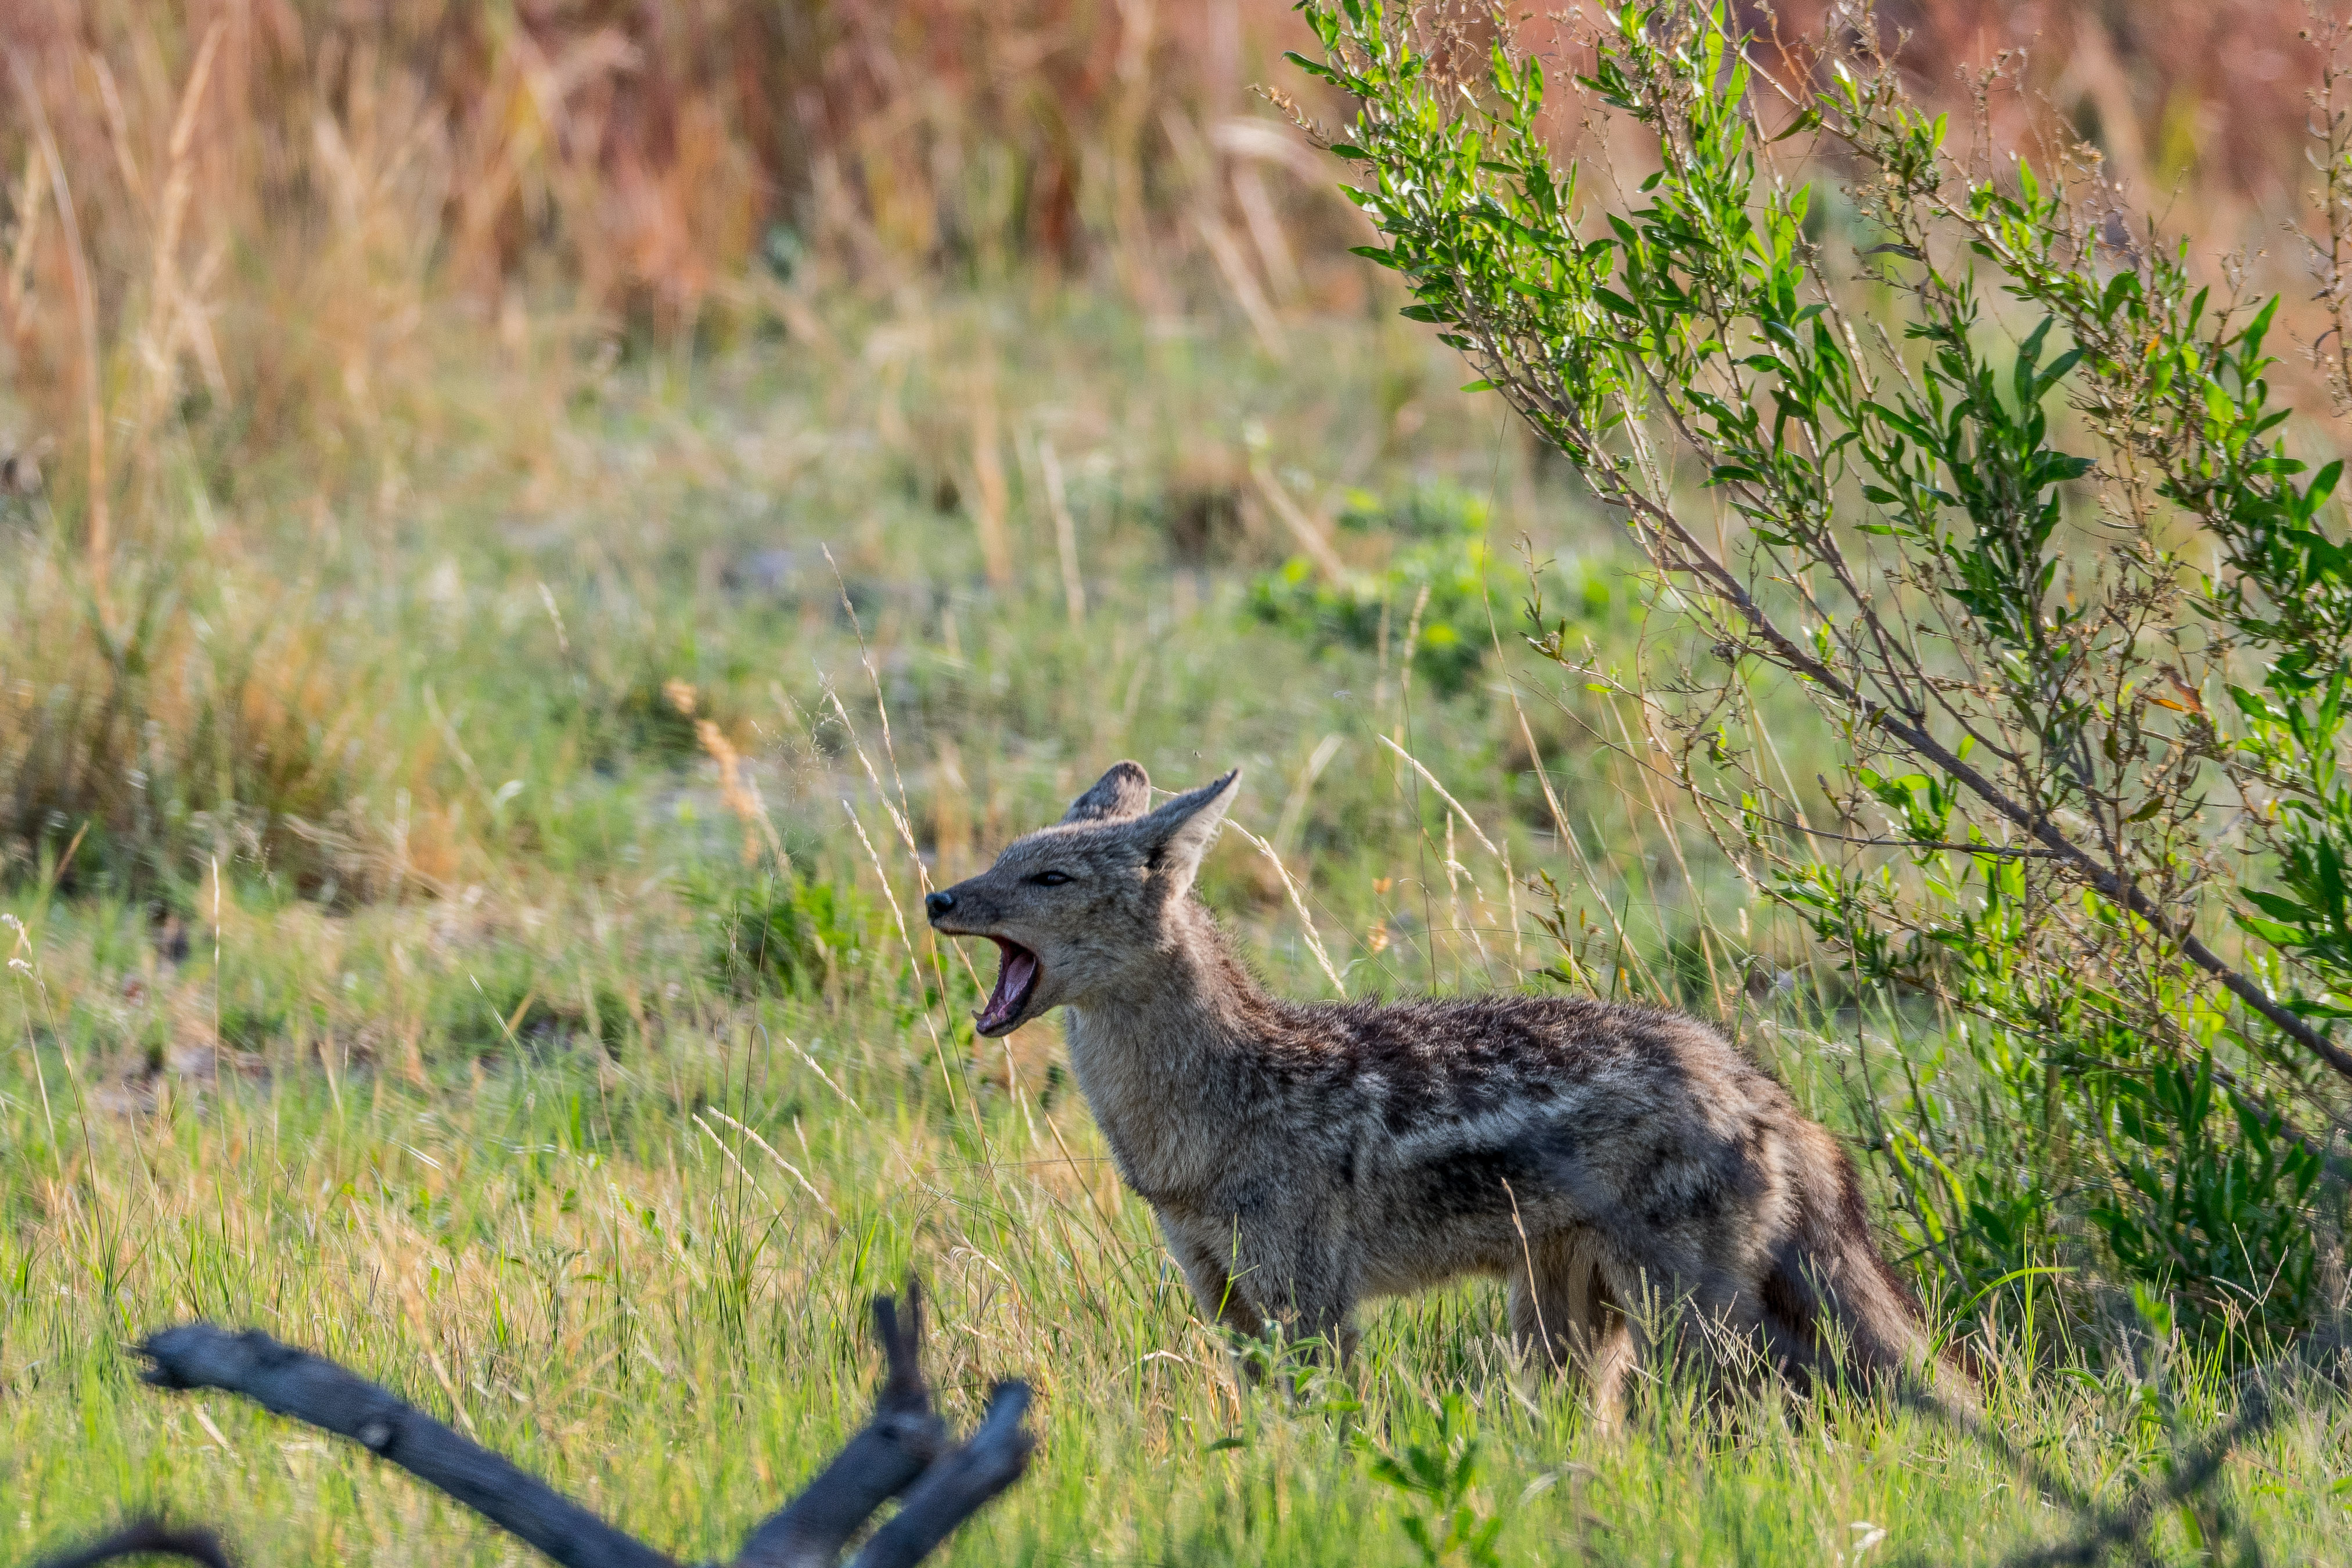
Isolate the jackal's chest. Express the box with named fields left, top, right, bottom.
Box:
left=1063, top=1033, right=1207, bottom=1201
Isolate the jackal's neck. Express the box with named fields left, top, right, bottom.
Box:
left=1059, top=900, right=1281, bottom=1202
left=1070, top=899, right=1275, bottom=1051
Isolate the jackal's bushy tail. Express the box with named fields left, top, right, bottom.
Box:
left=1780, top=1138, right=1982, bottom=1418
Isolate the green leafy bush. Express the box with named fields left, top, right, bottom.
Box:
left=1294, top=0, right=2352, bottom=1344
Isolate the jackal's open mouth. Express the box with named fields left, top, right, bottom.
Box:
left=975, top=937, right=1041, bottom=1036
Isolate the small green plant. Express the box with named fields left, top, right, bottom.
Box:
left=698, top=870, right=873, bottom=998
left=1249, top=484, right=1495, bottom=692
left=1357, top=1394, right=1505, bottom=1568
left=1292, top=0, right=2351, bottom=1342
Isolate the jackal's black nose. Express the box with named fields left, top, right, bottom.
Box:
left=924, top=890, right=956, bottom=920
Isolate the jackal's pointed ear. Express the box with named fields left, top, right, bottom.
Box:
left=1063, top=760, right=1152, bottom=823
left=1135, top=768, right=1240, bottom=891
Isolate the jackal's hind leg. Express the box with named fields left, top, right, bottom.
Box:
left=1565, top=1247, right=1636, bottom=1427
left=1627, top=1231, right=1811, bottom=1409
left=1509, top=1233, right=1633, bottom=1429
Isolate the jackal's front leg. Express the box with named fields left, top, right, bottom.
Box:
left=1232, top=1220, right=1359, bottom=1371
left=1164, top=1220, right=1268, bottom=1342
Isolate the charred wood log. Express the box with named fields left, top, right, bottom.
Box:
left=37, top=1279, right=1031, bottom=1568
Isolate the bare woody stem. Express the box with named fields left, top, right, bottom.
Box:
left=733, top=1288, right=951, bottom=1568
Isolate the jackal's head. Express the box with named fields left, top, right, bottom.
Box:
left=923, top=761, right=1239, bottom=1035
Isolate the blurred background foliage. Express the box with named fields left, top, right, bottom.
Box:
left=5, top=0, right=2342, bottom=890
left=2, top=0, right=2334, bottom=467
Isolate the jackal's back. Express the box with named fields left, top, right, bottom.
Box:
left=1269, top=990, right=1778, bottom=1134
left=1245, top=992, right=1821, bottom=1276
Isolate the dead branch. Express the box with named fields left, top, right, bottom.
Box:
left=733, top=1283, right=951, bottom=1568
left=847, top=1380, right=1033, bottom=1568
left=37, top=1278, right=1030, bottom=1568
left=27, top=1520, right=233, bottom=1568
left=135, top=1322, right=675, bottom=1568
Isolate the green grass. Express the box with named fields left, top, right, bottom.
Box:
left=3, top=287, right=2349, bottom=1565
left=6, top=1005, right=2350, bottom=1566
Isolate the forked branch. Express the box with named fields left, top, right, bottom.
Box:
left=28, top=1522, right=232, bottom=1568
left=36, top=1278, right=1031, bottom=1568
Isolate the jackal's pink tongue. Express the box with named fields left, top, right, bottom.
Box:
left=977, top=941, right=1039, bottom=1033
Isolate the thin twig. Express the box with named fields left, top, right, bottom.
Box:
left=1378, top=734, right=1523, bottom=971
left=1225, top=821, right=1347, bottom=995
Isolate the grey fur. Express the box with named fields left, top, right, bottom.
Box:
left=927, top=763, right=1976, bottom=1422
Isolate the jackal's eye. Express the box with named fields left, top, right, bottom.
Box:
left=1029, top=870, right=1073, bottom=887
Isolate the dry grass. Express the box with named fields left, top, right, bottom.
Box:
left=0, top=541, right=442, bottom=898
left=6, top=1, right=2342, bottom=550
left=0, top=1, right=1363, bottom=509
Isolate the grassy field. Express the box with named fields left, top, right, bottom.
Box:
left=5, top=284, right=2350, bottom=1566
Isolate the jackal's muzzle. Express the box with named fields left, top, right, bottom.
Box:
left=973, top=937, right=1040, bottom=1035
left=925, top=889, right=1040, bottom=1035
